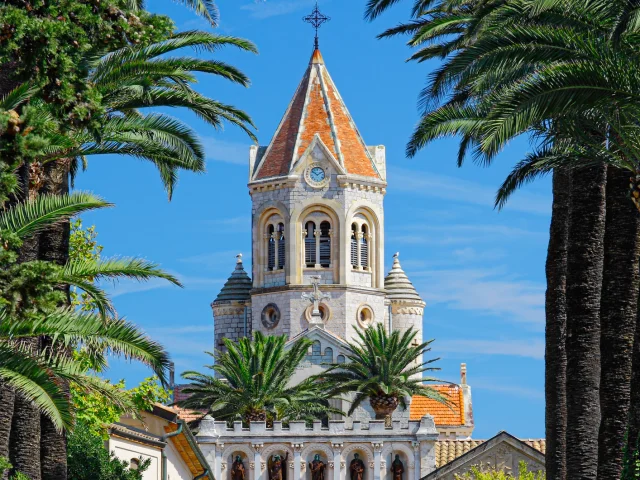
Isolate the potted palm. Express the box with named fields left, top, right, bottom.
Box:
left=179, top=332, right=339, bottom=425
left=319, top=324, right=446, bottom=419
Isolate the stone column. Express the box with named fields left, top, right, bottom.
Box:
left=252, top=443, right=263, bottom=480
left=272, top=231, right=279, bottom=270
left=332, top=443, right=343, bottom=480
left=215, top=443, right=224, bottom=480
left=372, top=443, right=383, bottom=480
left=293, top=443, right=304, bottom=480
left=412, top=442, right=420, bottom=480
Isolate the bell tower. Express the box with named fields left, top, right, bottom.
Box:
left=247, top=48, right=388, bottom=343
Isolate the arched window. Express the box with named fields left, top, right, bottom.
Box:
left=319, top=221, right=331, bottom=267
left=351, top=223, right=358, bottom=268
left=361, top=224, right=369, bottom=269
left=267, top=224, right=276, bottom=270
left=277, top=223, right=286, bottom=269
left=305, top=221, right=316, bottom=267
left=337, top=355, right=346, bottom=364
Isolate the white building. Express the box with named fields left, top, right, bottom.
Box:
left=190, top=47, right=545, bottom=480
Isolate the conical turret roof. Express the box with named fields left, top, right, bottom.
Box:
left=251, top=48, right=381, bottom=181
left=214, top=254, right=252, bottom=303
left=385, top=253, right=425, bottom=303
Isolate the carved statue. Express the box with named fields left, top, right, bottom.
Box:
left=301, top=276, right=331, bottom=327
left=350, top=454, right=365, bottom=480
left=268, top=453, right=289, bottom=480
left=390, top=455, right=404, bottom=480
left=231, top=456, right=246, bottom=480
left=309, top=454, right=326, bottom=480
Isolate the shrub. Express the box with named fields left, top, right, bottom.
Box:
left=454, top=462, right=545, bottom=480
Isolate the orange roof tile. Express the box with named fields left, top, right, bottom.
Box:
left=410, top=385, right=465, bottom=425
left=255, top=49, right=380, bottom=180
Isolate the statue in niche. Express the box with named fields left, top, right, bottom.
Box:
left=268, top=453, right=289, bottom=480
left=309, top=454, right=326, bottom=480
left=390, top=455, right=404, bottom=480
left=231, top=456, right=246, bottom=480
left=350, top=453, right=365, bottom=480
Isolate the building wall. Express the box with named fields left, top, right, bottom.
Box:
left=108, top=437, right=161, bottom=480
left=213, top=301, right=251, bottom=351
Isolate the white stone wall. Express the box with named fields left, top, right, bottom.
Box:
left=349, top=270, right=373, bottom=288
left=214, top=302, right=252, bottom=351
left=108, top=437, right=161, bottom=480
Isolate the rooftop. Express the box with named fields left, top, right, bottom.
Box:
left=410, top=385, right=465, bottom=425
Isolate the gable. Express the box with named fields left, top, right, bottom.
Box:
left=426, top=432, right=546, bottom=479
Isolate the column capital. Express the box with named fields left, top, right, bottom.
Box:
left=355, top=231, right=364, bottom=240
left=411, top=441, right=420, bottom=452
left=217, top=442, right=225, bottom=449
left=314, top=230, right=322, bottom=238
left=328, top=462, right=335, bottom=469
left=250, top=462, right=255, bottom=469
left=261, top=462, right=266, bottom=471
left=289, top=462, right=295, bottom=470
left=252, top=443, right=264, bottom=452
left=221, top=463, right=227, bottom=471
left=372, top=442, right=384, bottom=452
left=292, top=443, right=304, bottom=452
left=331, top=443, right=344, bottom=452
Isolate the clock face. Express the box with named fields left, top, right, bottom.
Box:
left=310, top=167, right=326, bottom=183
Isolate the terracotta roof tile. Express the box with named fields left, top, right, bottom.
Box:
left=434, top=439, right=546, bottom=468
left=255, top=49, right=379, bottom=180
left=410, top=385, right=465, bottom=425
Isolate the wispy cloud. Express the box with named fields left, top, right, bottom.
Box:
left=241, top=0, right=316, bottom=19
left=435, top=338, right=544, bottom=359
left=471, top=378, right=544, bottom=399
left=202, top=137, right=250, bottom=165
left=414, top=267, right=545, bottom=325
left=389, top=168, right=550, bottom=215
left=388, top=223, right=543, bottom=246
left=180, top=250, right=251, bottom=269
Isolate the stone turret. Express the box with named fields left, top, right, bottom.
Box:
left=385, top=252, right=426, bottom=350
left=212, top=254, right=252, bottom=351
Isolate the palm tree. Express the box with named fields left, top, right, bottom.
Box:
left=319, top=324, right=444, bottom=420
left=179, top=333, right=339, bottom=424
left=0, top=191, right=179, bottom=478
left=366, top=1, right=640, bottom=478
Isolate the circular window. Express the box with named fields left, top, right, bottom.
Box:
left=304, top=303, right=331, bottom=323
left=261, top=303, right=281, bottom=329
left=356, top=305, right=374, bottom=328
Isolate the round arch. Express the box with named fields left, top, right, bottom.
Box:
left=221, top=444, right=255, bottom=480
left=301, top=443, right=334, bottom=464
left=381, top=443, right=415, bottom=469
left=261, top=444, right=294, bottom=463
left=346, top=202, right=383, bottom=288
left=255, top=204, right=288, bottom=286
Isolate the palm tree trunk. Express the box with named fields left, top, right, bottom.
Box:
left=597, top=166, right=640, bottom=480
left=565, top=164, right=607, bottom=480
left=38, top=159, right=71, bottom=480
left=0, top=384, right=14, bottom=478
left=545, top=168, right=571, bottom=480
left=626, top=294, right=640, bottom=474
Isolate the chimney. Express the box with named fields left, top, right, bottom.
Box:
left=461, top=363, right=467, bottom=385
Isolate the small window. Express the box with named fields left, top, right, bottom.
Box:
left=361, top=225, right=369, bottom=269
left=319, top=221, right=331, bottom=268
left=337, top=355, right=346, bottom=364
left=351, top=224, right=358, bottom=268
left=130, top=458, right=140, bottom=470
left=278, top=223, right=286, bottom=269
left=267, top=224, right=275, bottom=270
left=305, top=221, right=316, bottom=267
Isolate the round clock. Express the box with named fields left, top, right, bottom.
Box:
left=304, top=163, right=329, bottom=188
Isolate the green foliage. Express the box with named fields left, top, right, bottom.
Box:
left=70, top=374, right=171, bottom=438
left=69, top=218, right=103, bottom=311
left=180, top=332, right=339, bottom=424
left=454, top=462, right=545, bottom=479
left=0, top=456, right=39, bottom=479
left=319, top=323, right=445, bottom=416
left=67, top=421, right=150, bottom=480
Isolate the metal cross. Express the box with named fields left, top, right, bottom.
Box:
left=303, top=1, right=330, bottom=50
left=301, top=276, right=331, bottom=328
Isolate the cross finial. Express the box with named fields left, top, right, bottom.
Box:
left=303, top=1, right=330, bottom=50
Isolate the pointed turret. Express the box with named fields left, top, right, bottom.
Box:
left=212, top=255, right=252, bottom=351
left=251, top=49, right=381, bottom=181
left=385, top=252, right=425, bottom=304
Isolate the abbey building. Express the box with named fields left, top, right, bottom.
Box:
left=192, top=49, right=545, bottom=480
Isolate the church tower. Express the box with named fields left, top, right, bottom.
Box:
left=247, top=48, right=388, bottom=343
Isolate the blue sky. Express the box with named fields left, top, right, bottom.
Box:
left=76, top=0, right=551, bottom=439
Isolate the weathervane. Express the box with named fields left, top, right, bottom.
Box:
left=303, top=1, right=330, bottom=50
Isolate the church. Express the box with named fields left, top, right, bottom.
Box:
left=189, top=45, right=546, bottom=480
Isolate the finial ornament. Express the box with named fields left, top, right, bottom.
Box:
left=303, top=1, right=330, bottom=50
left=301, top=275, right=331, bottom=329
left=236, top=253, right=243, bottom=264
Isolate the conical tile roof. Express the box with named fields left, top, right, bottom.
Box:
left=384, top=252, right=424, bottom=303
left=252, top=49, right=381, bottom=180
left=214, top=254, right=252, bottom=303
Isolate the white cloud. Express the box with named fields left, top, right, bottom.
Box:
left=202, top=137, right=250, bottom=165
left=435, top=338, right=545, bottom=359
left=471, top=378, right=544, bottom=399
left=241, top=0, right=316, bottom=19
left=388, top=168, right=550, bottom=215
left=414, top=267, right=545, bottom=325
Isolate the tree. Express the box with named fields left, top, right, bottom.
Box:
left=365, top=1, right=640, bottom=478
left=179, top=332, right=339, bottom=424
left=453, top=462, right=545, bottom=480
left=319, top=324, right=444, bottom=419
